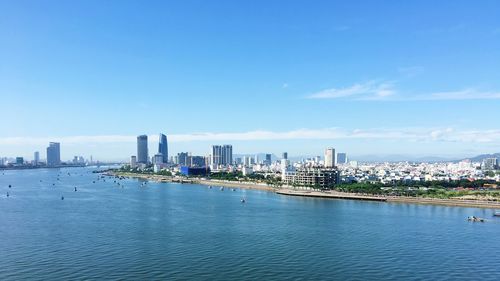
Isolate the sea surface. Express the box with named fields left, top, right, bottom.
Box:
left=1, top=167, right=499, bottom=280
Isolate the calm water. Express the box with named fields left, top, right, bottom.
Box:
left=1, top=167, right=499, bottom=280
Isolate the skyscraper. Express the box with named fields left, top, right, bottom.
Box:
left=324, top=147, right=336, bottom=168
left=34, top=151, right=40, bottom=165
left=337, top=153, right=347, bottom=164
left=211, top=144, right=233, bottom=166
left=46, top=142, right=61, bottom=167
left=137, top=135, right=149, bottom=164
left=282, top=152, right=288, bottom=160
left=158, top=133, right=168, bottom=164
left=222, top=144, right=233, bottom=165
left=265, top=154, right=272, bottom=165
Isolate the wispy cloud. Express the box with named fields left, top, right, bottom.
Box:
left=1, top=128, right=500, bottom=146
left=307, top=80, right=500, bottom=101
left=414, top=89, right=500, bottom=101
left=307, top=81, right=396, bottom=100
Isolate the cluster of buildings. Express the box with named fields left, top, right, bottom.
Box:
left=0, top=142, right=93, bottom=169
left=339, top=159, right=500, bottom=185
left=130, top=135, right=346, bottom=188
left=128, top=133, right=500, bottom=188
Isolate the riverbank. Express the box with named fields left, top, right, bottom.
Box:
left=107, top=171, right=276, bottom=191
left=276, top=189, right=387, bottom=202
left=108, top=171, right=500, bottom=209
left=277, top=189, right=500, bottom=209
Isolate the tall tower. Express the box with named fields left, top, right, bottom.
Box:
left=158, top=133, right=168, bottom=163
left=211, top=144, right=233, bottom=166
left=211, top=145, right=222, bottom=166
left=222, top=144, right=233, bottom=165
left=137, top=135, right=149, bottom=164
left=34, top=151, right=40, bottom=165
left=46, top=142, right=61, bottom=167
left=324, top=147, right=336, bottom=168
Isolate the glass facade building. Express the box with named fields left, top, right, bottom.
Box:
left=158, top=133, right=168, bottom=164
left=137, top=135, right=149, bottom=164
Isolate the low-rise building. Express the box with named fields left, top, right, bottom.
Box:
left=283, top=167, right=339, bottom=189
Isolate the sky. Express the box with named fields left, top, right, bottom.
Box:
left=1, top=0, right=500, bottom=161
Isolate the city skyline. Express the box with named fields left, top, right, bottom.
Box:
left=1, top=1, right=500, bottom=159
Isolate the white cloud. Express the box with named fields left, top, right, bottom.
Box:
left=414, top=89, right=500, bottom=101
left=308, top=80, right=500, bottom=101
left=2, top=128, right=500, bottom=146
left=307, top=81, right=396, bottom=100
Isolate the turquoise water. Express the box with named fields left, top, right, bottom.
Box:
left=1, top=167, right=499, bottom=280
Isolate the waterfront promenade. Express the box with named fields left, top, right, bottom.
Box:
left=276, top=189, right=387, bottom=202
left=109, top=171, right=500, bottom=209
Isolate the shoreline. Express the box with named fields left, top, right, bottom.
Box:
left=109, top=171, right=500, bottom=209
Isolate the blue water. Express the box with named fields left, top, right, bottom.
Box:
left=1, top=167, right=499, bottom=280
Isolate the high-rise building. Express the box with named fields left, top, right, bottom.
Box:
left=211, top=144, right=233, bottom=166
left=324, top=147, right=336, bottom=168
left=265, top=154, right=272, bottom=165
left=190, top=156, right=206, bottom=167
left=46, top=142, right=61, bottom=167
left=243, top=156, right=253, bottom=167
left=337, top=153, right=347, bottom=164
left=153, top=153, right=164, bottom=165
left=158, top=133, right=168, bottom=164
left=34, top=151, right=40, bottom=165
left=130, top=156, right=137, bottom=168
left=137, top=135, right=149, bottom=164
left=482, top=158, right=498, bottom=170
left=222, top=145, right=232, bottom=165
left=282, top=152, right=288, bottom=160
left=178, top=152, right=189, bottom=166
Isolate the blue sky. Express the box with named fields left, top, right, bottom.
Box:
left=1, top=0, right=500, bottom=161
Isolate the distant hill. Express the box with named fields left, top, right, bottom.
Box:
left=461, top=153, right=500, bottom=162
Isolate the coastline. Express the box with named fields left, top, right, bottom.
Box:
left=108, top=171, right=500, bottom=209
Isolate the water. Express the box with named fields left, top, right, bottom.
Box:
left=1, top=167, right=499, bottom=280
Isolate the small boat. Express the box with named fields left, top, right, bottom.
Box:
left=6, top=192, right=9, bottom=197
left=61, top=196, right=65, bottom=200
left=74, top=187, right=77, bottom=192
left=208, top=186, right=212, bottom=189
left=220, top=187, right=224, bottom=191
left=241, top=198, right=245, bottom=203
left=468, top=216, right=485, bottom=222
left=493, top=211, right=500, bottom=217
left=232, top=188, right=236, bottom=191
